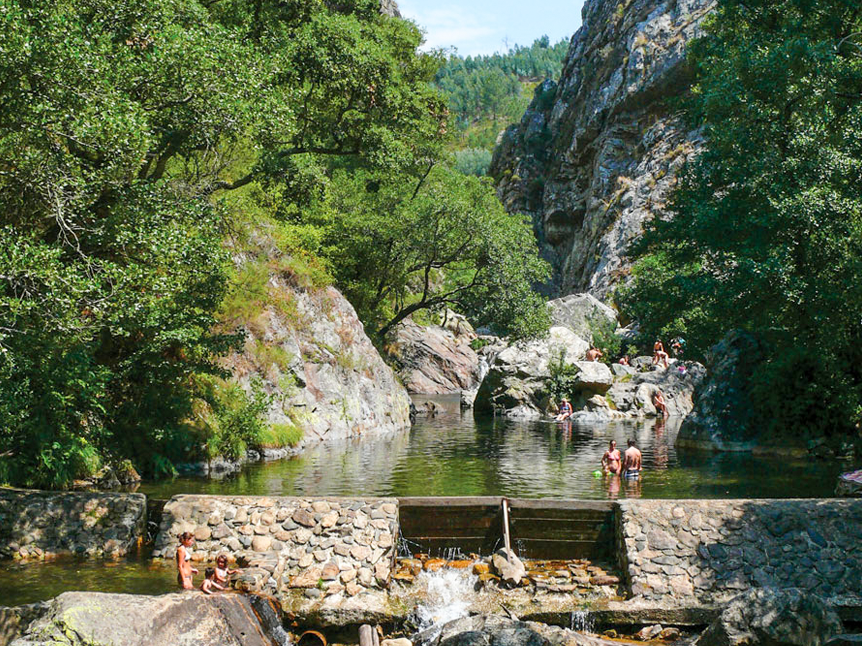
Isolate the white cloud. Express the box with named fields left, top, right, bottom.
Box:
left=398, top=3, right=504, bottom=56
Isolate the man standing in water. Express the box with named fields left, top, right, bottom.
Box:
left=622, top=439, right=642, bottom=479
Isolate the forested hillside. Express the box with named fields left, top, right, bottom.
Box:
left=0, top=0, right=549, bottom=488
left=434, top=37, right=569, bottom=174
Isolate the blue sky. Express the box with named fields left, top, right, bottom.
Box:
left=397, top=0, right=585, bottom=57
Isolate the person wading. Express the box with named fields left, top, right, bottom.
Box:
left=622, top=439, right=642, bottom=479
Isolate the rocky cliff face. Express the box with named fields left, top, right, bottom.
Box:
left=380, top=0, right=401, bottom=17
left=221, top=251, right=411, bottom=453
left=491, top=0, right=713, bottom=299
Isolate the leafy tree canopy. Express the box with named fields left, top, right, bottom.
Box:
left=622, top=0, right=862, bottom=440
left=304, top=165, right=551, bottom=339
left=0, top=0, right=449, bottom=486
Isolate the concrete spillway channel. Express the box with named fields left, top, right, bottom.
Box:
left=397, top=497, right=615, bottom=560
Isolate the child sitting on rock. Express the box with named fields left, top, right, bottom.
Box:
left=214, top=554, right=239, bottom=587
left=200, top=567, right=225, bottom=595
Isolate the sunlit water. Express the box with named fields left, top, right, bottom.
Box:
left=1, top=396, right=845, bottom=607
left=140, top=396, right=843, bottom=500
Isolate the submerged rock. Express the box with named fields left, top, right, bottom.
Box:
left=694, top=588, right=843, bottom=646
left=10, top=591, right=286, bottom=646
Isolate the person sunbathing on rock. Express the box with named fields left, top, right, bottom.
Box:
left=214, top=554, right=239, bottom=587
left=585, top=346, right=603, bottom=362
left=200, top=567, right=225, bottom=595
left=652, top=340, right=669, bottom=369
left=618, top=355, right=630, bottom=366
left=601, top=440, right=622, bottom=475
left=652, top=389, right=669, bottom=419
left=176, top=532, right=198, bottom=590
left=555, top=397, right=573, bottom=421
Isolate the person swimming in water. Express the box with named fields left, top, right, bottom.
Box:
left=176, top=532, right=198, bottom=590
left=214, top=554, right=239, bottom=587
left=200, top=567, right=225, bottom=595
left=622, top=439, right=642, bottom=479
left=601, top=440, right=622, bottom=474
left=555, top=397, right=573, bottom=421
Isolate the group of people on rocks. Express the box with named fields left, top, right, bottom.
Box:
left=176, top=532, right=239, bottom=594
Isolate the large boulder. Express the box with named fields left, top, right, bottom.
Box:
left=387, top=315, right=483, bottom=395
left=604, top=362, right=705, bottom=418
left=224, top=277, right=411, bottom=451
left=676, top=330, right=766, bottom=451
left=547, top=294, right=618, bottom=342
left=694, top=588, right=843, bottom=646
left=10, top=592, right=287, bottom=646
left=570, top=361, right=614, bottom=394
left=475, top=327, right=589, bottom=419
left=836, top=470, right=862, bottom=497
left=415, top=614, right=616, bottom=646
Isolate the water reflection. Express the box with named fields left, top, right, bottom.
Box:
left=140, top=395, right=842, bottom=500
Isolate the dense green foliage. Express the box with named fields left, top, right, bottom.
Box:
left=0, top=0, right=553, bottom=487
left=435, top=37, right=569, bottom=156
left=0, top=0, right=452, bottom=486
left=306, top=165, right=551, bottom=339
left=622, top=0, right=862, bottom=441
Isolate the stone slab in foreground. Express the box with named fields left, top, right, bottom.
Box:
left=9, top=591, right=279, bottom=646
left=153, top=495, right=399, bottom=594
left=0, top=488, right=146, bottom=560
left=617, top=499, right=862, bottom=609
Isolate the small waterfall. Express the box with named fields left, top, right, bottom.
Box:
left=570, top=610, right=594, bottom=633
left=413, top=568, right=478, bottom=640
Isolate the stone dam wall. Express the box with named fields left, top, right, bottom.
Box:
left=0, top=489, right=146, bottom=560
left=2, top=489, right=861, bottom=618
left=616, top=499, right=862, bottom=610
left=152, top=495, right=398, bottom=597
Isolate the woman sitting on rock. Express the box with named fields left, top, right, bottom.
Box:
left=652, top=389, right=669, bottom=419
left=176, top=532, right=198, bottom=590
left=555, top=397, right=573, bottom=421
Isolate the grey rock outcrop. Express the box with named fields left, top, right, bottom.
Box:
left=571, top=361, right=614, bottom=394
left=491, top=0, right=714, bottom=299
left=416, top=614, right=619, bottom=646
left=604, top=360, right=705, bottom=418
left=10, top=592, right=285, bottom=646
left=379, top=0, right=401, bottom=17
left=475, top=327, right=590, bottom=419
left=223, top=258, right=411, bottom=452
left=676, top=330, right=765, bottom=451
left=548, top=293, right=618, bottom=341
left=694, top=588, right=843, bottom=646
left=388, top=315, right=483, bottom=396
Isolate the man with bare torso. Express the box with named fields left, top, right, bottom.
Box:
left=622, top=439, right=642, bottom=479
left=585, top=347, right=603, bottom=362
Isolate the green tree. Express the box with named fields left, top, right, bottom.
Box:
left=309, top=165, right=551, bottom=339
left=0, top=0, right=450, bottom=486
left=623, top=0, right=862, bottom=439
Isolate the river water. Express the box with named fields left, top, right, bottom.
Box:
left=0, top=396, right=843, bottom=607
left=139, top=395, right=841, bottom=500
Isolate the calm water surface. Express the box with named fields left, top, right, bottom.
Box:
left=1, top=396, right=844, bottom=606
left=140, top=396, right=842, bottom=500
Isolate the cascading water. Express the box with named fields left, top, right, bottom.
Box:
left=412, top=568, right=479, bottom=640
left=570, top=609, right=595, bottom=633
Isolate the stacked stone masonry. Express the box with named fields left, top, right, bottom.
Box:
left=0, top=489, right=146, bottom=560
left=153, top=495, right=399, bottom=597
left=617, top=499, right=862, bottom=608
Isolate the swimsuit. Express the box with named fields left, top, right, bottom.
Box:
left=624, top=469, right=640, bottom=479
